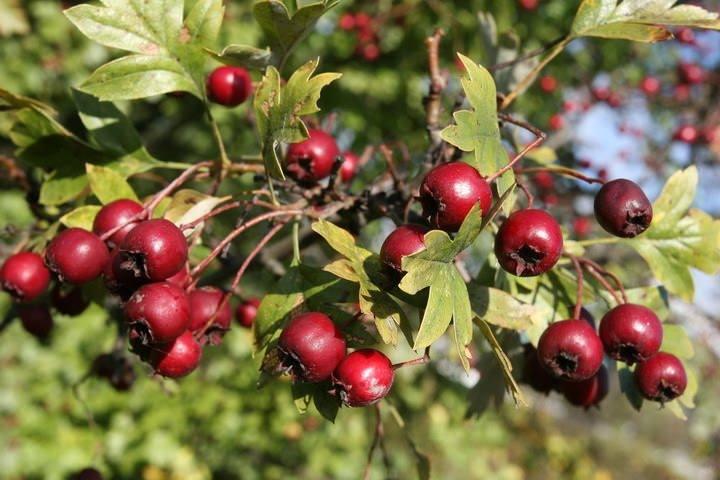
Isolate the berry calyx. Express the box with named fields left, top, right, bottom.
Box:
left=19, top=304, right=54, bottom=339
left=117, top=219, right=188, bottom=283
left=560, top=365, right=609, bottom=408
left=286, top=129, right=340, bottom=183
left=92, top=198, right=144, bottom=248
left=149, top=330, right=203, bottom=378
left=537, top=319, right=604, bottom=382
left=634, top=352, right=687, bottom=403
left=379, top=224, right=428, bottom=275
left=340, top=151, right=360, bottom=182
left=419, top=162, right=493, bottom=232
left=332, top=349, right=394, bottom=407
left=277, top=311, right=346, bottom=382
left=594, top=179, right=653, bottom=238
left=236, top=298, right=261, bottom=328
left=206, top=66, right=252, bottom=107
left=188, top=286, right=232, bottom=345
left=45, top=228, right=110, bottom=284
left=51, top=284, right=89, bottom=316
left=494, top=209, right=563, bottom=277
left=0, top=251, right=50, bottom=302
left=599, top=303, right=663, bottom=364
left=125, top=282, right=191, bottom=343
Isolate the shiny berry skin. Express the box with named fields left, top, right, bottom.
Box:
left=673, top=124, right=699, bottom=144
left=594, top=179, right=653, bottom=238
left=539, top=75, right=557, bottom=93
left=206, top=66, right=252, bottom=107
left=560, top=365, right=609, bottom=408
left=419, top=162, right=493, bottom=232
left=149, top=330, right=202, bottom=378
left=379, top=224, right=428, bottom=275
left=332, top=349, right=394, bottom=407
left=51, top=284, right=89, bottom=316
left=125, top=282, right=191, bottom=343
left=19, top=304, right=54, bottom=339
left=92, top=198, right=144, bottom=248
left=599, top=303, right=663, bottom=364
left=639, top=76, right=661, bottom=96
left=45, top=228, right=110, bottom=284
left=286, top=129, right=340, bottom=183
left=495, top=209, right=563, bottom=277
left=677, top=62, right=705, bottom=85
left=0, top=252, right=50, bottom=302
left=188, top=286, right=232, bottom=345
left=522, top=345, right=556, bottom=394
left=537, top=319, right=604, bottom=382
left=236, top=298, right=261, bottom=328
left=278, top=312, right=346, bottom=382
left=340, top=151, right=360, bottom=182
left=117, top=219, right=188, bottom=282
left=72, top=468, right=104, bottom=480
left=634, top=352, right=687, bottom=403
left=165, top=263, right=190, bottom=288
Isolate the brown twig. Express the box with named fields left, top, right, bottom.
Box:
left=577, top=258, right=624, bottom=305
left=515, top=166, right=605, bottom=185
left=424, top=28, right=447, bottom=162
left=580, top=257, right=628, bottom=304
left=568, top=254, right=584, bottom=320
left=362, top=404, right=384, bottom=480
left=179, top=201, right=245, bottom=231
left=393, top=347, right=431, bottom=370
left=488, top=114, right=547, bottom=182
left=489, top=35, right=566, bottom=72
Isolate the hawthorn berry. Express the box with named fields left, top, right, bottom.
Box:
left=45, top=228, right=110, bottom=284
left=125, top=282, right=191, bottom=343
left=549, top=113, right=564, bottom=131
left=675, top=27, right=696, bottom=45
left=522, top=345, right=556, bottom=394
left=277, top=311, right=346, bottom=382
left=639, top=76, right=661, bottom=96
left=379, top=224, right=429, bottom=275
left=338, top=13, right=356, bottom=30
left=599, top=303, right=662, bottom=364
left=51, top=284, right=88, bottom=316
left=634, top=352, right=687, bottom=403
left=560, top=365, right=609, bottom=408
left=188, top=286, right=232, bottom=345
left=165, top=262, right=190, bottom=289
left=206, top=66, right=252, bottom=107
left=236, top=298, right=261, bottom=328
left=673, top=124, right=699, bottom=144
left=104, top=248, right=142, bottom=300
left=340, top=151, right=360, bottom=182
left=72, top=468, right=104, bottom=480
left=332, top=349, right=394, bottom=407
left=677, top=63, right=705, bottom=85
left=539, top=75, right=557, bottom=94
left=0, top=251, right=50, bottom=302
left=92, top=198, right=144, bottom=248
left=286, top=129, right=340, bottom=183
left=419, top=162, right=493, bottom=232
left=149, top=330, right=202, bottom=378
left=494, top=209, right=563, bottom=277
left=92, top=353, right=135, bottom=391
left=19, top=304, right=54, bottom=339
left=518, top=0, right=539, bottom=11
left=117, top=219, right=188, bottom=283
left=594, top=179, right=653, bottom=238
left=572, top=217, right=591, bottom=239
left=537, top=319, right=604, bottom=382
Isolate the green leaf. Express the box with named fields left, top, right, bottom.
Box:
left=660, top=324, right=694, bottom=360
left=86, top=164, right=138, bottom=204
left=39, top=166, right=89, bottom=206
left=477, top=320, right=526, bottom=406
left=0, top=88, right=57, bottom=115
left=162, top=189, right=231, bottom=233
left=618, top=364, right=644, bottom=411
left=0, top=0, right=29, bottom=37
left=571, top=0, right=720, bottom=42
left=468, top=284, right=540, bottom=331
left=185, top=0, right=225, bottom=48
left=678, top=366, right=698, bottom=409
left=440, top=54, right=514, bottom=198
left=60, top=206, right=102, bottom=231
left=205, top=44, right=273, bottom=70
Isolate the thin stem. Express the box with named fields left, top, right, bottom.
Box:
left=576, top=237, right=620, bottom=247
left=488, top=114, right=547, bottom=183
left=515, top=166, right=605, bottom=185
left=489, top=35, right=566, bottom=71
left=568, top=254, right=584, bottom=320
left=363, top=404, right=384, bottom=480
left=208, top=110, right=231, bottom=193
left=179, top=201, right=244, bottom=231
left=393, top=347, right=431, bottom=370
left=577, top=258, right=624, bottom=305
left=292, top=220, right=301, bottom=263
left=581, top=257, right=628, bottom=304
left=516, top=181, right=535, bottom=208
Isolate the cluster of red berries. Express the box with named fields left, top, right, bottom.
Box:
left=275, top=311, right=394, bottom=407
left=286, top=128, right=359, bottom=183
left=338, top=12, right=381, bottom=62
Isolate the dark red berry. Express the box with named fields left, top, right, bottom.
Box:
left=286, top=129, right=340, bottom=183
left=92, top=198, right=144, bottom=248
left=599, top=303, right=662, bottom=364
left=677, top=62, right=705, bottom=85
left=340, top=151, right=360, bottom=182
left=594, top=179, right=653, bottom=238
left=45, top=228, right=110, bottom=284
left=206, top=66, right=252, bottom=107
left=533, top=171, right=554, bottom=190
left=92, top=353, right=135, bottom=391
left=19, top=304, right=54, bottom=339
left=560, top=365, right=609, bottom=408
left=332, top=349, right=394, bottom=407
left=572, top=217, right=591, bottom=239
left=72, top=468, right=104, bottom=480
left=639, top=76, right=661, bottom=96
left=495, top=209, right=563, bottom=277
left=354, top=12, right=372, bottom=29
left=537, top=319, right=604, bottom=382
left=188, top=286, right=232, bottom=345
left=117, top=219, right=188, bottom=282
left=0, top=251, right=50, bottom=302
left=125, top=282, right=191, bottom=343
left=338, top=13, right=355, bottom=30
left=360, top=43, right=380, bottom=62
left=277, top=311, right=346, bottom=382
left=522, top=345, right=556, bottom=394
left=236, top=298, right=261, bottom=328
left=518, top=0, right=539, bottom=11
left=51, top=284, right=89, bottom=316
left=149, top=330, right=202, bottom=378
left=674, top=84, right=691, bottom=102
left=419, top=162, right=493, bottom=232
left=634, top=352, right=687, bottom=403
left=165, top=262, right=190, bottom=288
left=675, top=27, right=696, bottom=45
left=379, top=224, right=428, bottom=275
left=673, top=124, right=699, bottom=144
left=104, top=248, right=142, bottom=300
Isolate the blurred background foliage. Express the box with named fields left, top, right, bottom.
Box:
left=1, top=1, right=720, bottom=479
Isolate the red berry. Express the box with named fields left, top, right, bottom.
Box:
left=332, top=349, right=394, bottom=407
left=45, top=228, right=110, bottom=284
left=674, top=84, right=691, bottom=102
left=340, top=151, right=360, bottom=182
left=701, top=126, right=719, bottom=145
left=338, top=13, right=356, bottom=30
left=607, top=92, right=623, bottom=108
left=149, top=330, right=202, bottom=378
left=0, top=252, right=50, bottom=302
left=539, top=75, right=557, bottom=93
left=354, top=12, right=372, bottom=29
left=634, top=352, right=687, bottom=403
left=278, top=312, right=346, bottom=382
left=104, top=248, right=142, bottom=299
left=518, top=0, right=539, bottom=11
left=572, top=217, right=591, bottom=239
left=125, top=282, right=191, bottom=343
left=419, top=162, right=493, bottom=232
left=286, top=129, right=340, bottom=183
left=19, top=304, right=54, bottom=339
left=494, top=209, right=563, bottom=277
left=599, top=304, right=663, bottom=364
left=675, top=28, right=696, bottom=45
left=379, top=224, right=428, bottom=275
left=117, top=219, right=188, bottom=282
left=639, top=76, right=661, bottom=96
left=360, top=43, right=380, bottom=62
left=72, top=468, right=104, bottom=480
left=594, top=179, right=653, bottom=238
left=537, top=319, right=604, bottom=382
left=206, top=66, right=252, bottom=107
left=560, top=365, right=609, bottom=408
left=533, top=171, right=554, bottom=190
left=165, top=262, right=190, bottom=289
left=51, top=284, right=89, bottom=316
left=592, top=86, right=611, bottom=102
left=673, top=124, right=699, bottom=144
left=677, top=62, right=705, bottom=85
left=236, top=298, right=261, bottom=328
left=188, top=286, right=232, bottom=345
left=92, top=198, right=144, bottom=248
left=549, top=113, right=564, bottom=131
left=522, top=345, right=556, bottom=394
